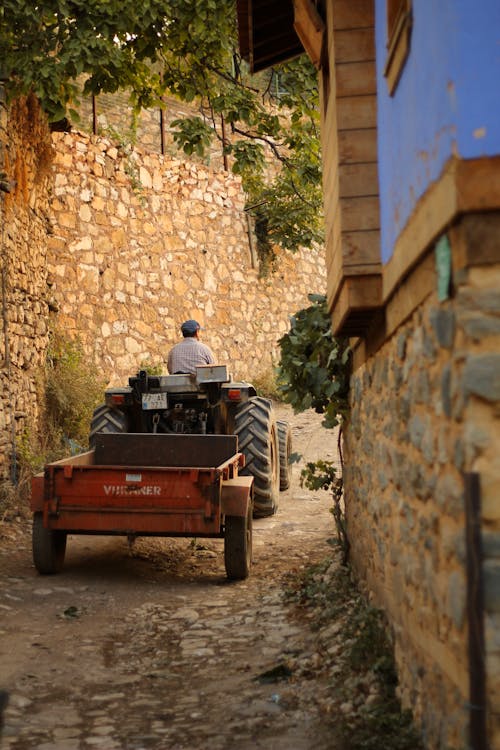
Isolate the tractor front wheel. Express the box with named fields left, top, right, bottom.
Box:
left=32, top=512, right=67, bottom=574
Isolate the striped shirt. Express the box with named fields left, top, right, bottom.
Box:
left=167, top=337, right=215, bottom=375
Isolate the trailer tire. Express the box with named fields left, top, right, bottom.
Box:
left=89, top=404, right=128, bottom=448
left=277, top=420, right=293, bottom=491
left=234, top=397, right=279, bottom=518
left=224, top=505, right=252, bottom=580
left=32, top=512, right=67, bottom=574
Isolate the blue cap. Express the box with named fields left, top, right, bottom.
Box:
left=181, top=319, right=201, bottom=335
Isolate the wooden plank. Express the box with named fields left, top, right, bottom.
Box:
left=323, top=167, right=339, bottom=227
left=334, top=28, right=375, bottom=63
left=326, top=237, right=382, bottom=309
left=340, top=195, right=380, bottom=231
left=336, top=95, right=377, bottom=130
left=293, top=0, right=325, bottom=69
left=385, top=251, right=435, bottom=336
left=321, top=115, right=339, bottom=168
left=341, top=230, right=381, bottom=265
left=343, top=275, right=383, bottom=307
left=326, top=230, right=344, bottom=301
left=383, top=158, right=458, bottom=301
left=338, top=128, right=378, bottom=164
left=449, top=211, right=500, bottom=269
left=325, top=220, right=341, bottom=275
left=339, top=162, right=379, bottom=198
left=332, top=0, right=374, bottom=30
left=322, top=128, right=340, bottom=227
left=336, top=61, right=376, bottom=97
left=329, top=275, right=383, bottom=336
left=383, top=156, right=500, bottom=303
left=456, top=156, right=500, bottom=211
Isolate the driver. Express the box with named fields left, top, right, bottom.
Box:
left=167, top=319, right=215, bottom=375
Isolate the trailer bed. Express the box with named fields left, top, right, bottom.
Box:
left=30, top=433, right=254, bottom=579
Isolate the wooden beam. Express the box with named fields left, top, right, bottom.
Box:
left=336, top=95, right=377, bottom=130
left=336, top=61, right=377, bottom=97
left=329, top=275, right=383, bottom=336
left=332, top=0, right=374, bottom=30
left=339, top=162, right=379, bottom=198
left=341, top=230, right=381, bottom=265
left=293, top=0, right=325, bottom=69
left=449, top=212, right=500, bottom=270
left=338, top=128, right=378, bottom=164
left=383, top=156, right=500, bottom=302
left=334, top=28, right=375, bottom=63
left=340, top=195, right=380, bottom=232
left=385, top=251, right=435, bottom=336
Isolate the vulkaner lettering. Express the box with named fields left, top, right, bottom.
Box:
left=103, top=485, right=162, bottom=496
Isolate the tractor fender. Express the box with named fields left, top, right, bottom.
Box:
left=221, top=476, right=254, bottom=518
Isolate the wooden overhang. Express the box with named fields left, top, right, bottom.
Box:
left=236, top=0, right=303, bottom=72
left=236, top=0, right=383, bottom=340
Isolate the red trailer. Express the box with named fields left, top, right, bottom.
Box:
left=30, top=433, right=253, bottom=580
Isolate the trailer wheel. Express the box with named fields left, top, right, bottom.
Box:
left=224, top=505, right=252, bottom=580
left=277, top=420, right=293, bottom=491
left=89, top=404, right=128, bottom=448
left=233, top=397, right=280, bottom=518
left=32, top=512, right=67, bottom=574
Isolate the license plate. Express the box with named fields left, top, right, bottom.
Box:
left=142, top=393, right=168, bottom=410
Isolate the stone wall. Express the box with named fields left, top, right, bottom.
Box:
left=48, top=130, right=325, bottom=386
left=344, top=253, right=500, bottom=748
left=77, top=89, right=228, bottom=169
left=0, top=93, right=53, bottom=483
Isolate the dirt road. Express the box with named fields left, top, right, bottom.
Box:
left=0, top=405, right=343, bottom=750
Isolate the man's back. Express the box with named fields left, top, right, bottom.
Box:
left=167, top=337, right=215, bottom=375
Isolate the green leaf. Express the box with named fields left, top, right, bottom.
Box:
left=276, top=296, right=350, bottom=427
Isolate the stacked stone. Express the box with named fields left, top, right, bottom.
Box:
left=0, top=95, right=53, bottom=483
left=48, top=130, right=325, bottom=386
left=76, top=91, right=227, bottom=168
left=345, top=262, right=500, bottom=748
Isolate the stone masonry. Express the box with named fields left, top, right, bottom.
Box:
left=0, top=94, right=53, bottom=485
left=345, top=257, right=500, bottom=749
left=0, top=96, right=325, bottom=482
left=48, top=130, right=325, bottom=386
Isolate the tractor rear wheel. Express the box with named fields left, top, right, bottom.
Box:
left=224, top=504, right=252, bottom=580
left=89, top=404, right=128, bottom=448
left=234, top=397, right=280, bottom=518
left=32, top=512, right=67, bottom=574
left=277, top=420, right=293, bottom=491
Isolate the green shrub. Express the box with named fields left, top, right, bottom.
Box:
left=251, top=368, right=284, bottom=401
left=43, top=330, right=105, bottom=453
left=13, top=330, right=105, bottom=496
left=138, top=358, right=164, bottom=376
left=276, top=293, right=350, bottom=429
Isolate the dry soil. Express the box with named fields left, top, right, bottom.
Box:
left=0, top=405, right=343, bottom=750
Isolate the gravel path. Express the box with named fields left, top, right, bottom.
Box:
left=0, top=405, right=344, bottom=750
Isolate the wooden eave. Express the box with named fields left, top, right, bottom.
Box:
left=329, top=274, right=383, bottom=337
left=236, top=0, right=303, bottom=72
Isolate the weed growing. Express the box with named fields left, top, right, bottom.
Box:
left=285, top=558, right=424, bottom=750
left=251, top=368, right=284, bottom=402
left=1, top=329, right=105, bottom=514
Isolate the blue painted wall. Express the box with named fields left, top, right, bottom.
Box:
left=375, top=0, right=500, bottom=263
